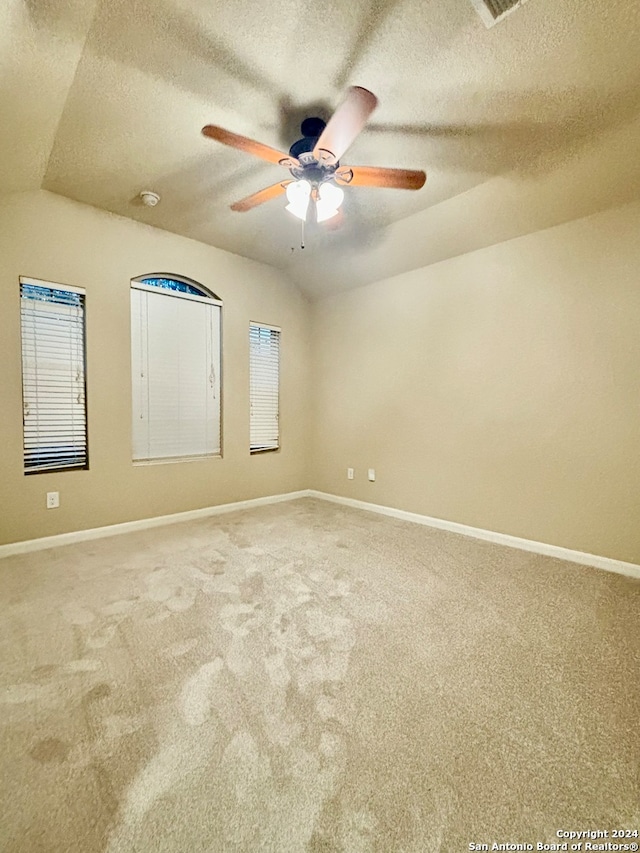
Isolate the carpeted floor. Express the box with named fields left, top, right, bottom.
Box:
left=0, top=497, right=638, bottom=852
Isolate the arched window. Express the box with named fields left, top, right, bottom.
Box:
left=134, top=274, right=220, bottom=300
left=130, top=274, right=222, bottom=462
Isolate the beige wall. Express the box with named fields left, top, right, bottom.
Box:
left=0, top=190, right=311, bottom=545
left=2, top=191, right=639, bottom=564
left=310, top=200, right=640, bottom=564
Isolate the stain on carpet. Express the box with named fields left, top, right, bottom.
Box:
left=29, top=738, right=70, bottom=764
left=85, top=683, right=112, bottom=702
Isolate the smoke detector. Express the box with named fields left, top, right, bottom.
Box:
left=139, top=190, right=160, bottom=207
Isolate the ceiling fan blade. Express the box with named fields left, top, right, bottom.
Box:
left=202, top=125, right=298, bottom=167
left=336, top=165, right=426, bottom=190
left=230, top=181, right=291, bottom=212
left=313, top=86, right=378, bottom=165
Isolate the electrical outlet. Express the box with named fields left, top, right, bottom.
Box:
left=347, top=468, right=354, bottom=480
left=368, top=468, right=376, bottom=482
left=46, top=491, right=59, bottom=509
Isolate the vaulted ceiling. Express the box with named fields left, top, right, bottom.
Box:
left=2, top=0, right=640, bottom=297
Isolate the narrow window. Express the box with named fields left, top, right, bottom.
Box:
left=131, top=275, right=222, bottom=462
left=249, top=322, right=280, bottom=453
left=20, top=277, right=88, bottom=473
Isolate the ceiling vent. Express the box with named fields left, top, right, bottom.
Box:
left=469, top=0, right=531, bottom=27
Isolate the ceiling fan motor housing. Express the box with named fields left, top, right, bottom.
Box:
left=288, top=118, right=339, bottom=183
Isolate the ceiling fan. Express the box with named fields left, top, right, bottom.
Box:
left=201, top=86, right=427, bottom=224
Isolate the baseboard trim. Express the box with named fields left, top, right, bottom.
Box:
left=308, top=491, right=640, bottom=580
left=3, top=489, right=639, bottom=579
left=0, top=490, right=311, bottom=559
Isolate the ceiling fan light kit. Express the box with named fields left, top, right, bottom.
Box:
left=201, top=86, right=426, bottom=231
left=285, top=180, right=311, bottom=221
left=315, top=182, right=344, bottom=223
left=283, top=178, right=345, bottom=224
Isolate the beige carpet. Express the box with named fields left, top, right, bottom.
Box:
left=0, top=497, right=638, bottom=852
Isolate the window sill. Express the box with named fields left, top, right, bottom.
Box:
left=25, top=464, right=89, bottom=476
left=133, top=453, right=221, bottom=466
left=250, top=447, right=280, bottom=455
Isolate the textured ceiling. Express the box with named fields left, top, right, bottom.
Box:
left=2, top=0, right=640, bottom=297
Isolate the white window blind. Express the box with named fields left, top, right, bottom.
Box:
left=249, top=322, right=280, bottom=453
left=20, top=278, right=88, bottom=473
left=131, top=285, right=221, bottom=461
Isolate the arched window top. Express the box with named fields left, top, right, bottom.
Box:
left=132, top=273, right=220, bottom=301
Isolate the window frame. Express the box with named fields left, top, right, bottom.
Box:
left=249, top=321, right=281, bottom=455
left=19, top=276, right=89, bottom=475
left=130, top=274, right=223, bottom=465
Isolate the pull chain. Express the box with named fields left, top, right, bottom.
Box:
left=301, top=218, right=305, bottom=250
